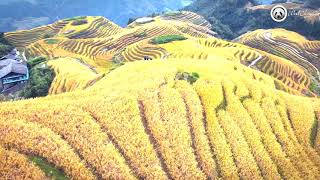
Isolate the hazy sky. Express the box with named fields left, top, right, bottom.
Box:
left=0, top=0, right=37, bottom=5
left=0, top=0, right=194, bottom=31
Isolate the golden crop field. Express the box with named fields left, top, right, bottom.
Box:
left=4, top=16, right=123, bottom=49
left=236, top=29, right=320, bottom=83
left=1, top=11, right=320, bottom=179
left=4, top=20, right=68, bottom=48
left=47, top=57, right=102, bottom=95
left=0, top=58, right=319, bottom=179
left=24, top=26, right=315, bottom=95
left=5, top=13, right=317, bottom=95
left=5, top=12, right=214, bottom=73
left=0, top=147, right=47, bottom=179
left=128, top=37, right=312, bottom=96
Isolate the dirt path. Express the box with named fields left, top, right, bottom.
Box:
left=248, top=54, right=262, bottom=68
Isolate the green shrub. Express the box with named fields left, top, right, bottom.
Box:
left=0, top=43, right=13, bottom=57
left=29, top=156, right=68, bottom=180
left=20, top=63, right=55, bottom=98
left=134, top=32, right=147, bottom=38
left=109, top=56, right=125, bottom=72
left=43, top=33, right=55, bottom=39
left=64, top=16, right=87, bottom=22
left=45, top=39, right=59, bottom=44
left=0, top=32, right=11, bottom=45
left=27, top=57, right=47, bottom=68
left=309, top=81, right=320, bottom=95
left=175, top=72, right=200, bottom=84
left=151, top=35, right=187, bottom=44
left=310, top=116, right=319, bottom=147
left=163, top=11, right=182, bottom=17
left=71, top=19, right=88, bottom=26
left=0, top=32, right=13, bottom=56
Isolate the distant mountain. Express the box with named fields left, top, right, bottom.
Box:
left=0, top=0, right=194, bottom=32
left=185, top=0, right=320, bottom=40
left=255, top=0, right=273, bottom=4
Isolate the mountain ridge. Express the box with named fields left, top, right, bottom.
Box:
left=3, top=12, right=319, bottom=97
left=185, top=1, right=320, bottom=40
left=0, top=0, right=194, bottom=32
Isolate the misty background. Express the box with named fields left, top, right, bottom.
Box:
left=0, top=0, right=194, bottom=32
left=0, top=0, right=316, bottom=32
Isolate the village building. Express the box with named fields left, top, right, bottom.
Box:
left=0, top=49, right=22, bottom=61
left=0, top=59, right=28, bottom=92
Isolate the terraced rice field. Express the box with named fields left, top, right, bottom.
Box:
left=48, top=57, right=102, bottom=95
left=4, top=20, right=68, bottom=48
left=22, top=14, right=215, bottom=73
left=1, top=59, right=320, bottom=179
left=26, top=38, right=114, bottom=73
left=152, top=37, right=312, bottom=96
left=2, top=9, right=320, bottom=180
left=20, top=22, right=314, bottom=96
left=64, top=17, right=123, bottom=39
left=160, top=11, right=212, bottom=29
left=253, top=52, right=311, bottom=94
left=121, top=40, right=167, bottom=61
left=236, top=29, right=320, bottom=82
left=5, top=16, right=122, bottom=49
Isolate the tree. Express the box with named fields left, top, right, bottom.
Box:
left=0, top=32, right=14, bottom=57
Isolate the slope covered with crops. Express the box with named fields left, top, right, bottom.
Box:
left=1, top=11, right=320, bottom=179
left=9, top=12, right=215, bottom=73
left=120, top=35, right=313, bottom=96
left=0, top=58, right=320, bottom=179
left=47, top=57, right=102, bottom=95
left=6, top=12, right=315, bottom=96
left=4, top=20, right=69, bottom=49
left=4, top=16, right=122, bottom=49
left=235, top=29, right=320, bottom=84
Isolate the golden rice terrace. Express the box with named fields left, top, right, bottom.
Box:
left=1, top=11, right=320, bottom=180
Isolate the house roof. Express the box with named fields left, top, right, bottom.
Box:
left=0, top=59, right=28, bottom=79
left=0, top=49, right=18, bottom=60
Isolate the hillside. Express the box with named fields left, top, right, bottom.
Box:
left=185, top=1, right=320, bottom=40
left=122, top=36, right=315, bottom=95
left=1, top=11, right=320, bottom=179
left=4, top=16, right=122, bottom=49
left=0, top=0, right=194, bottom=32
left=235, top=29, right=320, bottom=88
left=47, top=57, right=103, bottom=95
left=6, top=12, right=215, bottom=73
left=4, top=12, right=317, bottom=96
left=1, top=58, right=320, bottom=179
